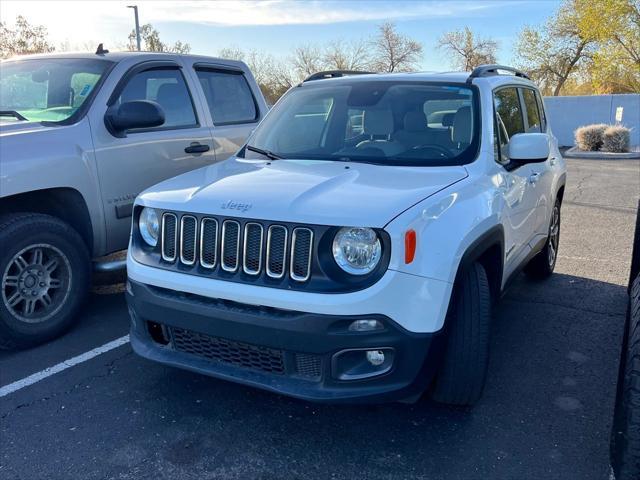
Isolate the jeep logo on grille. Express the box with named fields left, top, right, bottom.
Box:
left=221, top=200, right=252, bottom=212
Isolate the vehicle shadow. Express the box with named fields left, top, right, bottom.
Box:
left=144, top=272, right=627, bottom=480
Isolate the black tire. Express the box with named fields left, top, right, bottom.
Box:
left=610, top=273, right=640, bottom=480
left=431, top=262, right=491, bottom=406
left=525, top=198, right=561, bottom=280
left=0, top=213, right=90, bottom=350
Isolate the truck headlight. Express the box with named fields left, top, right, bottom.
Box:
left=139, top=207, right=159, bottom=247
left=332, top=227, right=381, bottom=275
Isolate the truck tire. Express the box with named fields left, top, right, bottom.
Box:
left=431, top=262, right=491, bottom=406
left=610, top=273, right=640, bottom=479
left=525, top=198, right=561, bottom=279
left=0, top=213, right=90, bottom=350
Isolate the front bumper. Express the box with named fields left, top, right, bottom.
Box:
left=127, top=280, right=445, bottom=403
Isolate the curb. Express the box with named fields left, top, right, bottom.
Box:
left=562, top=146, right=640, bottom=160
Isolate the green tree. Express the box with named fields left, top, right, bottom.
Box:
left=0, top=15, right=55, bottom=59
left=438, top=27, right=498, bottom=71
left=514, top=0, right=595, bottom=96
left=128, top=24, right=191, bottom=54
left=575, top=0, right=640, bottom=93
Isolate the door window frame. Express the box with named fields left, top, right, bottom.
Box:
left=193, top=63, right=261, bottom=126
left=492, top=84, right=528, bottom=171
left=106, top=60, right=200, bottom=136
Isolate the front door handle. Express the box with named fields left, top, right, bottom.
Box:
left=529, top=172, right=540, bottom=184
left=185, top=143, right=210, bottom=154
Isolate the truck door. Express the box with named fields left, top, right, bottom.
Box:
left=90, top=60, right=215, bottom=253
left=181, top=60, right=265, bottom=161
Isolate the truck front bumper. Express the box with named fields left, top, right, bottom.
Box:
left=127, top=280, right=446, bottom=403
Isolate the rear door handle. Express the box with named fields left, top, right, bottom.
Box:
left=185, top=143, right=210, bottom=154
left=529, top=172, right=540, bottom=184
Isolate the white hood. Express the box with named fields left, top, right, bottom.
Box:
left=138, top=157, right=468, bottom=228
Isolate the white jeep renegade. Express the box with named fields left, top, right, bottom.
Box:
left=126, top=65, right=566, bottom=406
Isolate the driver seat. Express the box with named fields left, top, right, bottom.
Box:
left=356, top=108, right=404, bottom=156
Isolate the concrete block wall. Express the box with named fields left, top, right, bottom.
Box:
left=543, top=94, right=639, bottom=147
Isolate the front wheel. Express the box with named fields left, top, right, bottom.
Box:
left=0, top=214, right=90, bottom=349
left=525, top=198, right=561, bottom=279
left=431, top=262, right=491, bottom=406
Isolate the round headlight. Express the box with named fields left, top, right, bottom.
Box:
left=139, top=207, right=159, bottom=247
left=332, top=227, right=381, bottom=275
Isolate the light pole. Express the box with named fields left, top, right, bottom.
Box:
left=127, top=5, right=141, bottom=51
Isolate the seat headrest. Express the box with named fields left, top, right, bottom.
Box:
left=156, top=83, right=186, bottom=108
left=452, top=106, right=472, bottom=145
left=442, top=112, right=455, bottom=127
left=403, top=111, right=427, bottom=132
left=363, top=108, right=394, bottom=136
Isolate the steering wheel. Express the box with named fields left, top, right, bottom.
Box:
left=411, top=144, right=454, bottom=158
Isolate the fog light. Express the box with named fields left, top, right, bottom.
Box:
left=348, top=319, right=383, bottom=332
left=366, top=350, right=385, bottom=366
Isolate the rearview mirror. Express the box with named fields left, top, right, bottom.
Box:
left=105, top=100, right=165, bottom=137
left=508, top=133, right=550, bottom=164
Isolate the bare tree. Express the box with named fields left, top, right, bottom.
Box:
left=369, top=22, right=423, bottom=72
left=323, top=39, right=371, bottom=71
left=514, top=0, right=595, bottom=95
left=0, top=15, right=55, bottom=59
left=127, top=24, right=191, bottom=54
left=290, top=44, right=325, bottom=79
left=438, top=27, right=498, bottom=71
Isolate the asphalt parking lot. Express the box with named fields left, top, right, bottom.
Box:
left=1, top=158, right=638, bottom=480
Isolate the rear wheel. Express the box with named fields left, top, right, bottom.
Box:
left=610, top=273, right=640, bottom=479
left=431, top=262, right=491, bottom=406
left=0, top=214, right=90, bottom=349
left=525, top=199, right=561, bottom=279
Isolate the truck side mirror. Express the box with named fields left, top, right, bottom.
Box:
left=105, top=100, right=165, bottom=137
left=508, top=133, right=550, bottom=164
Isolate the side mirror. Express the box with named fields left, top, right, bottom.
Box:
left=508, top=133, right=550, bottom=164
left=105, top=100, right=165, bottom=137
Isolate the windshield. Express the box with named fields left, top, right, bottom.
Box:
left=0, top=58, right=113, bottom=123
left=243, top=80, right=479, bottom=166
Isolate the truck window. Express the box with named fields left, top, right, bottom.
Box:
left=195, top=69, right=258, bottom=125
left=0, top=58, right=112, bottom=123
left=117, top=68, right=197, bottom=129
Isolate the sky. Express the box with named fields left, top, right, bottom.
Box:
left=0, top=0, right=562, bottom=70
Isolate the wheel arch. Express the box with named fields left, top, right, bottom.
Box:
left=455, top=225, right=505, bottom=303
left=0, top=188, right=94, bottom=254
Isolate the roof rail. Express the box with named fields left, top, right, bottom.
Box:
left=467, top=64, right=530, bottom=82
left=303, top=70, right=374, bottom=82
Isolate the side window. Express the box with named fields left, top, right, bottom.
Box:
left=521, top=88, right=542, bottom=133
left=195, top=69, right=258, bottom=125
left=118, top=68, right=197, bottom=129
left=494, top=87, right=525, bottom=164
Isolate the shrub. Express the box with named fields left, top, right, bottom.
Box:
left=575, top=124, right=608, bottom=151
left=602, top=125, right=631, bottom=153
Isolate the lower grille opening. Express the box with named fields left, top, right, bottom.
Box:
left=170, top=327, right=285, bottom=375
left=147, top=321, right=170, bottom=345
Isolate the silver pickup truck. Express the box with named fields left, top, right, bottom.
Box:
left=0, top=49, right=268, bottom=349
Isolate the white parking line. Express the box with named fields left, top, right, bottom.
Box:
left=0, top=335, right=130, bottom=398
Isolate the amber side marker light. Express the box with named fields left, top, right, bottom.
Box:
left=405, top=230, right=416, bottom=264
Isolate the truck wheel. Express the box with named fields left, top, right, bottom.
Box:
left=431, top=262, right=491, bottom=406
left=525, top=199, right=561, bottom=279
left=610, top=273, right=640, bottom=480
left=0, top=214, right=90, bottom=350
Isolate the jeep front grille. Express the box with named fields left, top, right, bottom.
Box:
left=160, top=213, right=315, bottom=283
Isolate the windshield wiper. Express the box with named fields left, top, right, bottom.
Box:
left=246, top=145, right=283, bottom=160
left=0, top=110, right=28, bottom=121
